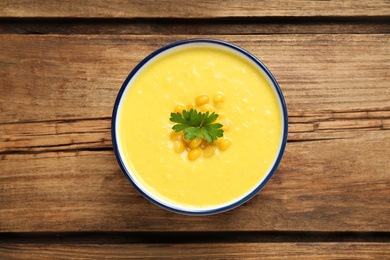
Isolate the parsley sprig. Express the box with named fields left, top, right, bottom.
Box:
left=170, top=109, right=224, bottom=143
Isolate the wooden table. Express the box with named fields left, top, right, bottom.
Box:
left=1, top=1, right=390, bottom=259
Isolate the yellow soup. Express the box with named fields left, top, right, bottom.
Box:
left=116, top=42, right=284, bottom=212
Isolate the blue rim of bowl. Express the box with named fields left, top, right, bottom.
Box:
left=111, top=38, right=288, bottom=216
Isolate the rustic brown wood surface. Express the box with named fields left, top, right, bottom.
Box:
left=1, top=34, right=389, bottom=233
left=0, top=0, right=389, bottom=258
left=1, top=0, right=390, bottom=18
left=1, top=243, right=389, bottom=259
left=1, top=34, right=389, bottom=123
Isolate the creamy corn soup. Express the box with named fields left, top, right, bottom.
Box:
left=116, top=43, right=283, bottom=211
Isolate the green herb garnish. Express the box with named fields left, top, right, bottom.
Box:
left=170, top=109, right=224, bottom=143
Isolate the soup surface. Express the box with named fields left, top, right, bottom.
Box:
left=117, top=43, right=283, bottom=210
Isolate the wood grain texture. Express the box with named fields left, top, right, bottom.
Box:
left=1, top=1, right=389, bottom=257
left=1, top=131, right=389, bottom=232
left=0, top=243, right=389, bottom=259
left=1, top=34, right=389, bottom=123
left=1, top=0, right=390, bottom=18
left=0, top=118, right=112, bottom=153
left=1, top=34, right=389, bottom=233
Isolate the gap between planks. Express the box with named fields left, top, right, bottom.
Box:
left=1, top=231, right=390, bottom=244
left=1, top=0, right=390, bottom=18
left=0, top=242, right=389, bottom=259
left=0, top=17, right=390, bottom=35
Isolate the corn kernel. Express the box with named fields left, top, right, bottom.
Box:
left=215, top=102, right=224, bottom=110
left=200, top=104, right=214, bottom=112
left=174, top=104, right=186, bottom=113
left=183, top=137, right=191, bottom=145
left=188, top=148, right=201, bottom=161
left=173, top=141, right=185, bottom=153
left=187, top=102, right=197, bottom=110
left=212, top=137, right=222, bottom=146
left=218, top=138, right=232, bottom=151
left=200, top=139, right=209, bottom=149
left=213, top=93, right=225, bottom=103
left=217, top=112, right=225, bottom=119
left=195, top=95, right=210, bottom=106
left=203, top=145, right=215, bottom=158
left=189, top=138, right=202, bottom=149
left=220, top=119, right=231, bottom=131
left=170, top=131, right=183, bottom=141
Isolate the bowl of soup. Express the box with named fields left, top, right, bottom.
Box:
left=112, top=39, right=288, bottom=215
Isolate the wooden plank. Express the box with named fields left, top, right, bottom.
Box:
left=1, top=130, right=389, bottom=232
left=1, top=0, right=390, bottom=18
left=1, top=34, right=389, bottom=124
left=0, top=243, right=389, bottom=259
left=0, top=118, right=112, bottom=153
